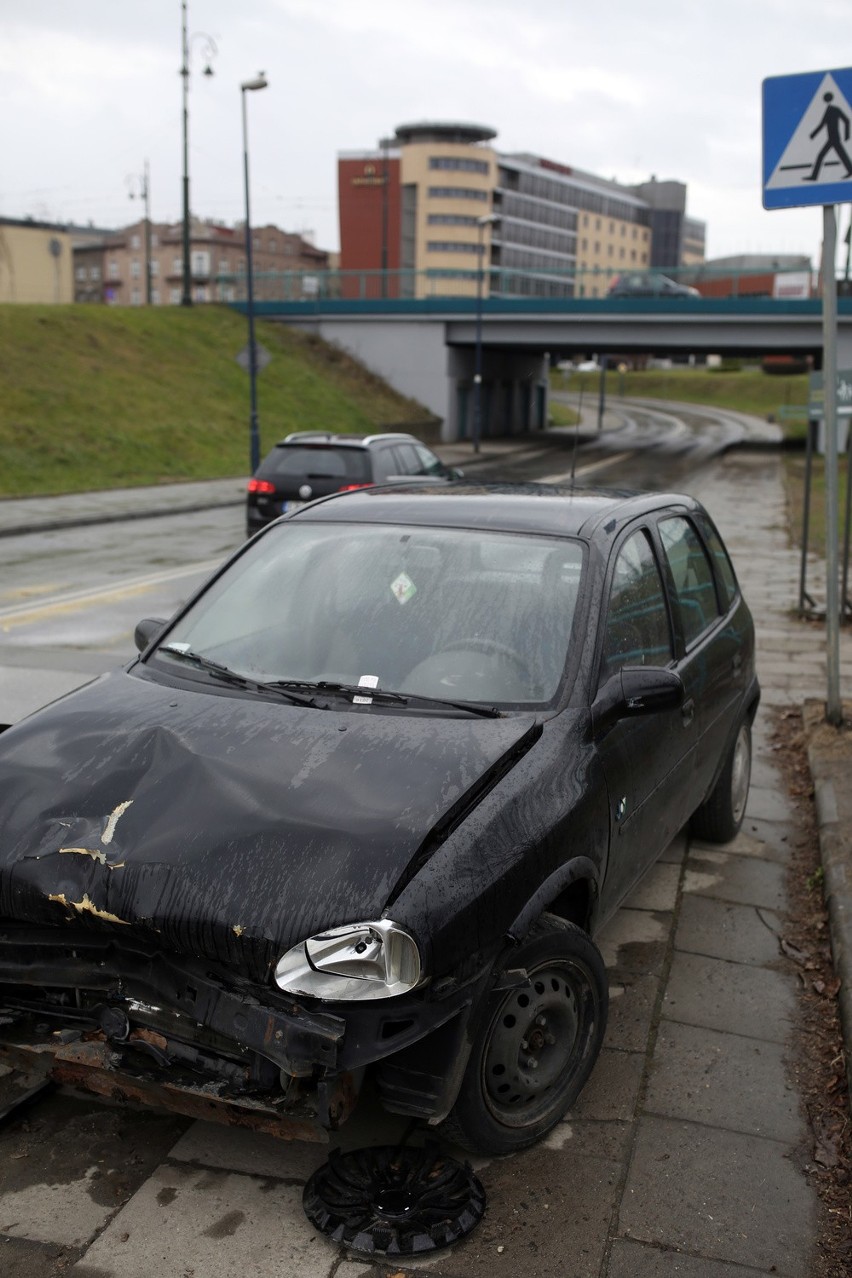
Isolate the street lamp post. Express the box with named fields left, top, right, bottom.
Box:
left=180, top=1, right=216, bottom=307
left=472, top=213, right=499, bottom=453
left=241, top=72, right=269, bottom=476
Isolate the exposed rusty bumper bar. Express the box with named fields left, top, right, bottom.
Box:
left=0, top=1037, right=332, bottom=1142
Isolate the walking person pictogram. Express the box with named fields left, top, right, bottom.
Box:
left=804, top=92, right=852, bottom=180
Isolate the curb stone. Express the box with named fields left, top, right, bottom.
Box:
left=802, top=697, right=852, bottom=1105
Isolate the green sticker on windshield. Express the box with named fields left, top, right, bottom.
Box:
left=390, top=571, right=417, bottom=605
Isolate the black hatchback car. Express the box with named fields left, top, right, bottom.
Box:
left=246, top=431, right=458, bottom=536
left=0, top=484, right=758, bottom=1155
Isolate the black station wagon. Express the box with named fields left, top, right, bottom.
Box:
left=0, top=483, right=758, bottom=1154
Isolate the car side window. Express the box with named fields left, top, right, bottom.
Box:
left=659, top=517, right=721, bottom=646
left=695, top=513, right=739, bottom=611
left=414, top=444, right=447, bottom=477
left=370, top=447, right=399, bottom=482
left=391, top=443, right=422, bottom=474
left=600, top=530, right=672, bottom=685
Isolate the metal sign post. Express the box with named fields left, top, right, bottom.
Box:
left=763, top=67, right=852, bottom=725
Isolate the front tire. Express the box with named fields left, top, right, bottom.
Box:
left=440, top=914, right=607, bottom=1155
left=691, top=718, right=751, bottom=843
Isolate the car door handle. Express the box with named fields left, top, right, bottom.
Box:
left=732, top=653, right=743, bottom=673
left=681, top=697, right=695, bottom=726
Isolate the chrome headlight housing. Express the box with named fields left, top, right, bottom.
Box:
left=274, top=919, right=421, bottom=1001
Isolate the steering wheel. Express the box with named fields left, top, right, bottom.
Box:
left=441, top=637, right=532, bottom=683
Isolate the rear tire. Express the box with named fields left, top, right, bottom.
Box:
left=691, top=718, right=751, bottom=843
left=440, top=914, right=607, bottom=1155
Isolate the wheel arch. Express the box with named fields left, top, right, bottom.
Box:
left=507, top=857, right=599, bottom=942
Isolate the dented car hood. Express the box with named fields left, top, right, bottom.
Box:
left=0, top=670, right=537, bottom=981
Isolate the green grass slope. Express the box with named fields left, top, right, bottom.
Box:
left=0, top=305, right=435, bottom=497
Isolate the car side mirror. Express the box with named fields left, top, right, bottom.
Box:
left=451, top=466, right=465, bottom=480
left=592, top=666, right=684, bottom=737
left=134, top=617, right=168, bottom=653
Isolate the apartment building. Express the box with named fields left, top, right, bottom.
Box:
left=73, top=218, right=330, bottom=305
left=338, top=123, right=705, bottom=300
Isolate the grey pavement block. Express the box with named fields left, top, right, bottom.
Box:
left=693, top=826, right=789, bottom=865
left=607, top=1237, right=770, bottom=1278
left=645, top=1021, right=801, bottom=1142
left=567, top=1049, right=645, bottom=1123
left=619, top=1117, right=815, bottom=1276
left=167, top=1123, right=329, bottom=1182
left=605, top=975, right=659, bottom=1053
left=682, top=849, right=787, bottom=911
left=418, top=1145, right=622, bottom=1278
left=73, top=1161, right=335, bottom=1278
left=0, top=1094, right=186, bottom=1249
left=663, top=952, right=796, bottom=1043
left=598, top=907, right=669, bottom=974
left=544, top=1119, right=633, bottom=1162
left=621, top=861, right=680, bottom=912
left=738, top=815, right=794, bottom=859
left=744, top=784, right=795, bottom=823
left=0, top=1237, right=84, bottom=1278
left=675, top=894, right=782, bottom=966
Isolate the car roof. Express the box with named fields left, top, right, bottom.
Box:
left=289, top=481, right=701, bottom=540
left=271, top=432, right=421, bottom=450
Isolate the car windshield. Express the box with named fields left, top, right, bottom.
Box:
left=155, top=522, right=586, bottom=707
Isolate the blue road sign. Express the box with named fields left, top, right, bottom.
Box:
left=763, top=67, right=852, bottom=209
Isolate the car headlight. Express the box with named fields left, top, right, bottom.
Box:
left=273, top=919, right=421, bottom=1001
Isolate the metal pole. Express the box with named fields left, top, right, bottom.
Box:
left=381, top=136, right=389, bottom=300
left=181, top=0, right=191, bottom=306
left=472, top=221, right=484, bottom=454
left=241, top=74, right=268, bottom=476
left=143, top=159, right=152, bottom=306
left=243, top=89, right=260, bottom=474
left=597, top=356, right=607, bottom=431
left=822, top=205, right=842, bottom=725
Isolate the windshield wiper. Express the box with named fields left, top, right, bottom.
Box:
left=158, top=647, right=319, bottom=706
left=268, top=679, right=503, bottom=718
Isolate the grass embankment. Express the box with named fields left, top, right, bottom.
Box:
left=0, top=306, right=435, bottom=497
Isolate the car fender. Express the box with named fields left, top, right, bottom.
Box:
left=506, top=856, right=599, bottom=942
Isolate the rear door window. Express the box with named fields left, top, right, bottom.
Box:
left=659, top=516, right=721, bottom=646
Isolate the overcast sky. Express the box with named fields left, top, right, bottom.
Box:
left=2, top=0, right=850, bottom=266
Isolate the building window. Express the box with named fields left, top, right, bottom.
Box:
left=427, top=186, right=489, bottom=201
left=170, top=288, right=181, bottom=304
left=619, top=248, right=625, bottom=260
left=194, top=285, right=208, bottom=302
left=219, top=258, right=229, bottom=273
left=427, top=240, right=480, bottom=254
left=150, top=260, right=159, bottom=276
left=173, top=257, right=183, bottom=274
left=427, top=213, right=479, bottom=226
left=191, top=250, right=210, bottom=276
left=130, top=259, right=141, bottom=278
left=151, top=288, right=160, bottom=304
left=90, top=266, right=101, bottom=281
left=428, top=155, right=490, bottom=175
left=268, top=239, right=276, bottom=252
left=75, top=265, right=86, bottom=281
left=151, top=233, right=159, bottom=247
left=131, top=288, right=142, bottom=305
left=594, top=241, right=600, bottom=254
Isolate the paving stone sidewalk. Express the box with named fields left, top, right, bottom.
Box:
left=1, top=446, right=851, bottom=1278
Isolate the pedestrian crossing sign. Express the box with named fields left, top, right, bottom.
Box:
left=763, top=67, right=852, bottom=209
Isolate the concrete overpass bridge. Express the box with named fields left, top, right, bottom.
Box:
left=240, top=293, right=852, bottom=442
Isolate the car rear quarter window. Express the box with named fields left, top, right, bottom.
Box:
left=600, top=529, right=672, bottom=683
left=659, top=516, right=721, bottom=646
left=259, top=446, right=370, bottom=482
left=695, top=514, right=739, bottom=611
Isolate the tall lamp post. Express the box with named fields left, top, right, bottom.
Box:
left=241, top=72, right=268, bottom=475
left=180, top=0, right=216, bottom=307
left=128, top=160, right=153, bottom=305
left=472, top=213, right=499, bottom=453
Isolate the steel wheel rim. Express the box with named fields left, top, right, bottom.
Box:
left=730, top=723, right=751, bottom=825
left=482, top=958, right=594, bottom=1128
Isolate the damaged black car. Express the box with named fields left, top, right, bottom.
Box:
left=0, top=483, right=758, bottom=1154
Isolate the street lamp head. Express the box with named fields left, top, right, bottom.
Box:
left=477, top=213, right=500, bottom=227
left=241, top=73, right=268, bottom=92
